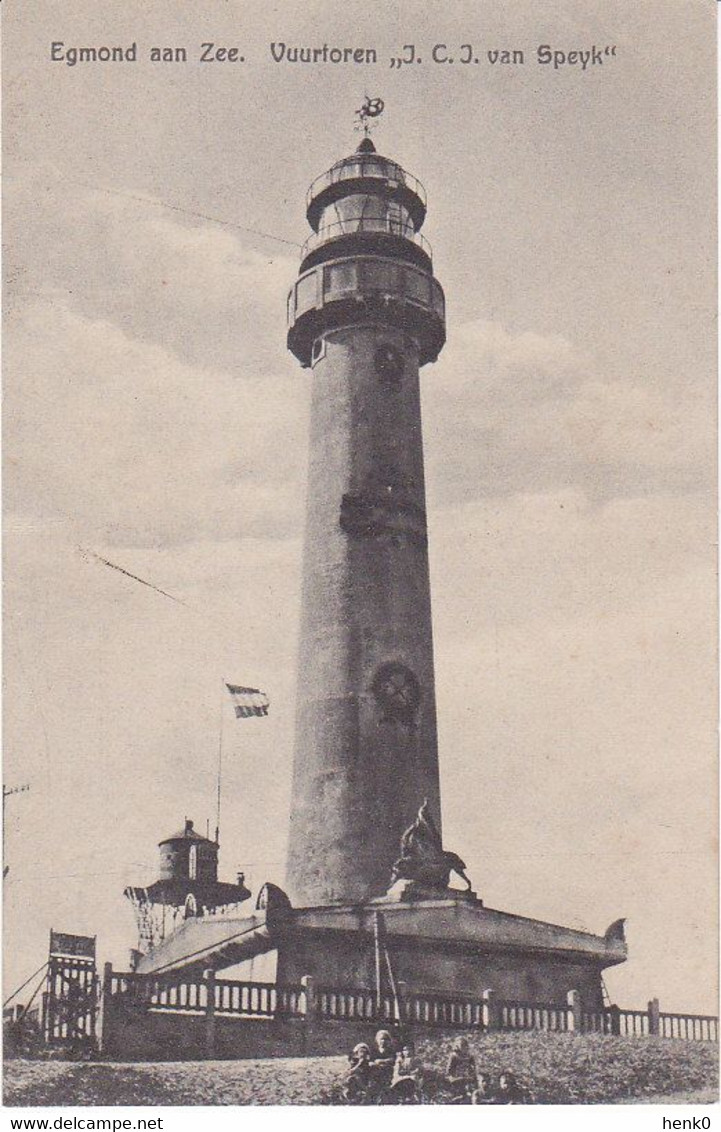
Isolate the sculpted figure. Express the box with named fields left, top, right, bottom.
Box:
left=391, top=799, right=472, bottom=890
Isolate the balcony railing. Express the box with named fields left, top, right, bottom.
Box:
left=307, top=158, right=426, bottom=212
left=301, top=217, right=432, bottom=261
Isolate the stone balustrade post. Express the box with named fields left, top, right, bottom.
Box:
left=648, top=997, right=660, bottom=1036
left=567, top=989, right=582, bottom=1033
left=301, top=974, right=318, bottom=1021
left=204, top=968, right=216, bottom=1058
left=396, top=980, right=408, bottom=1027
left=97, top=961, right=114, bottom=1053
left=301, top=975, right=318, bottom=1055
left=608, top=1003, right=621, bottom=1035
left=102, top=961, right=114, bottom=998
left=482, top=988, right=500, bottom=1032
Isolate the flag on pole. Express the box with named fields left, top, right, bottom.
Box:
left=225, top=684, right=269, bottom=718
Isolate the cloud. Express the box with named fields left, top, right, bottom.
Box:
left=438, top=318, right=583, bottom=390
left=5, top=163, right=299, bottom=373
left=424, top=318, right=714, bottom=507
left=429, top=486, right=714, bottom=642
left=5, top=301, right=309, bottom=546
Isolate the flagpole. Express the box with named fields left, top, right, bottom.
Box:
left=215, top=679, right=225, bottom=846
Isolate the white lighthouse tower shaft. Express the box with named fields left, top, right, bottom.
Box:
left=285, top=136, right=446, bottom=906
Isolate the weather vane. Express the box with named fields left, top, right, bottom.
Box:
left=355, top=95, right=385, bottom=137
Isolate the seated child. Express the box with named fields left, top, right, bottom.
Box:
left=496, top=1070, right=527, bottom=1104
left=344, top=1042, right=372, bottom=1103
left=445, top=1036, right=478, bottom=1100
left=471, top=1072, right=494, bottom=1104
left=369, top=1029, right=397, bottom=1099
left=390, top=1040, right=424, bottom=1103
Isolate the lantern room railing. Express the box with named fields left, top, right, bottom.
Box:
left=306, top=158, right=426, bottom=213
left=301, top=217, right=432, bottom=262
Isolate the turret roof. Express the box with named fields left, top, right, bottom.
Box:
left=159, top=819, right=213, bottom=845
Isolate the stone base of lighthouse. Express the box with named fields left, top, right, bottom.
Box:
left=273, top=898, right=624, bottom=1011
left=135, top=886, right=627, bottom=1014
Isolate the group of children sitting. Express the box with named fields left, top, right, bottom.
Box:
left=343, top=1031, right=528, bottom=1105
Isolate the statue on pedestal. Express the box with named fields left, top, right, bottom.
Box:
left=390, top=800, right=473, bottom=891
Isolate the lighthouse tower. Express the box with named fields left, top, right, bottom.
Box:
left=285, top=134, right=447, bottom=906
left=132, top=123, right=627, bottom=1008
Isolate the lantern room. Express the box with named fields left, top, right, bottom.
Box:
left=288, top=137, right=445, bottom=368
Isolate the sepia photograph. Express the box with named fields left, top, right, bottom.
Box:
left=2, top=0, right=718, bottom=1111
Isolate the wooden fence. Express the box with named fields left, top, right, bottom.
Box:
left=102, top=965, right=718, bottom=1043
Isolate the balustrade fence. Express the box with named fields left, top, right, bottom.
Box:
left=107, top=971, right=302, bottom=1019
left=103, top=965, right=717, bottom=1043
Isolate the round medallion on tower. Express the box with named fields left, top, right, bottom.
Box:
left=372, top=662, right=421, bottom=724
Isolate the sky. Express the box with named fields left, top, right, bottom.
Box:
left=3, top=0, right=717, bottom=1015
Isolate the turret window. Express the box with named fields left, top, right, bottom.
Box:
left=374, top=344, right=404, bottom=384
left=311, top=337, right=327, bottom=364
